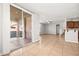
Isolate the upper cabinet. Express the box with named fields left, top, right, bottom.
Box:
left=74, top=21, right=79, bottom=28
left=67, top=21, right=74, bottom=28
left=67, top=21, right=79, bottom=28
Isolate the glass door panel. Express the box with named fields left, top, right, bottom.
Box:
left=10, top=5, right=23, bottom=51
left=23, top=12, right=32, bottom=44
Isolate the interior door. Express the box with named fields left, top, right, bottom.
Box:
left=56, top=24, right=60, bottom=35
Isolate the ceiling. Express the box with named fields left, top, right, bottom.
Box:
left=15, top=3, right=79, bottom=21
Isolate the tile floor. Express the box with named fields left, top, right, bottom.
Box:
left=9, top=35, right=79, bottom=56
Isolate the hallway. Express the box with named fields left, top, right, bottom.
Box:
left=9, top=35, right=79, bottom=56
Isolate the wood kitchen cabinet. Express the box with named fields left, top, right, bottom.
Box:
left=74, top=21, right=79, bottom=28
left=67, top=21, right=79, bottom=28
left=67, top=21, right=74, bottom=28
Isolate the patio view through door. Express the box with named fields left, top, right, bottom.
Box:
left=10, top=5, right=32, bottom=51
left=23, top=12, right=32, bottom=44
left=10, top=5, right=23, bottom=51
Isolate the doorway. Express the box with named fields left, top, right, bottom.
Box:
left=56, top=24, right=60, bottom=35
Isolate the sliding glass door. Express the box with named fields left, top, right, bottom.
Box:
left=10, top=5, right=23, bottom=51
left=23, top=12, right=32, bottom=44
left=10, top=5, right=32, bottom=55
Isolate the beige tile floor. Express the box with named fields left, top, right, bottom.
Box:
left=9, top=35, right=79, bottom=56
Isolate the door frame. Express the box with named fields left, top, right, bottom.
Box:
left=56, top=24, right=60, bottom=35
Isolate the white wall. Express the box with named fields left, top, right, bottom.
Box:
left=32, top=14, right=40, bottom=42
left=0, top=4, right=11, bottom=55
left=40, top=24, right=48, bottom=34
left=0, top=4, right=2, bottom=52
left=59, top=22, right=65, bottom=35
left=48, top=22, right=64, bottom=35
left=2, top=4, right=11, bottom=54
left=47, top=23, right=56, bottom=34
left=40, top=24, right=45, bottom=34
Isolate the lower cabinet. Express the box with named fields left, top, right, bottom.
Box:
left=65, top=30, right=78, bottom=43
